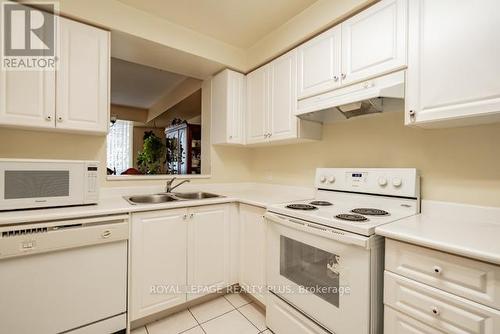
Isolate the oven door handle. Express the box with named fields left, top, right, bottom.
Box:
left=264, top=212, right=370, bottom=248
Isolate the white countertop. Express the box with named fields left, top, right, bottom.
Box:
left=0, top=183, right=314, bottom=225
left=376, top=200, right=500, bottom=265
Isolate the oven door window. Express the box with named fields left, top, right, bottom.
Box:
left=280, top=236, right=340, bottom=308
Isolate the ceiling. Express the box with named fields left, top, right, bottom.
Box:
left=116, top=0, right=318, bottom=48
left=111, top=58, right=187, bottom=108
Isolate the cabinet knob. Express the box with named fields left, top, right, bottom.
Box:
left=409, top=110, right=416, bottom=122
left=431, top=307, right=440, bottom=316
left=183, top=214, right=188, bottom=220
left=229, top=135, right=233, bottom=139
left=333, top=76, right=339, bottom=82
left=433, top=265, right=442, bottom=275
left=341, top=73, right=346, bottom=79
left=190, top=213, right=194, bottom=219
left=57, top=116, right=63, bottom=122
left=45, top=115, right=52, bottom=121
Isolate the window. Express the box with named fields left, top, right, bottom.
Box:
left=107, top=120, right=133, bottom=175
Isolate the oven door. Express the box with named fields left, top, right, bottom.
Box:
left=266, top=212, right=372, bottom=334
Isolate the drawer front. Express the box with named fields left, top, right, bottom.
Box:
left=384, top=271, right=500, bottom=334
left=385, top=306, right=445, bottom=334
left=386, top=239, right=500, bottom=309
left=266, top=294, right=330, bottom=334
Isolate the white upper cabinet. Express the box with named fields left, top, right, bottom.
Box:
left=297, top=26, right=341, bottom=99
left=341, top=0, right=407, bottom=86
left=187, top=204, right=232, bottom=300
left=269, top=50, right=299, bottom=142
left=56, top=17, right=109, bottom=134
left=405, top=0, right=500, bottom=127
left=0, top=15, right=109, bottom=135
left=246, top=50, right=322, bottom=145
left=246, top=65, right=269, bottom=144
left=0, top=66, right=55, bottom=130
left=211, top=69, right=246, bottom=145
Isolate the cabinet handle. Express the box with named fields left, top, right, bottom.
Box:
left=183, top=214, right=188, bottom=220
left=341, top=73, right=346, bottom=79
left=433, top=265, right=442, bottom=275
left=190, top=213, right=194, bottom=219
left=229, top=135, right=233, bottom=139
left=409, top=110, right=416, bottom=122
left=431, top=307, right=440, bottom=316
left=333, top=76, right=339, bottom=82
left=45, top=115, right=52, bottom=121
left=57, top=116, right=63, bottom=122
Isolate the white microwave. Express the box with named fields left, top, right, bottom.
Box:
left=0, top=159, right=99, bottom=211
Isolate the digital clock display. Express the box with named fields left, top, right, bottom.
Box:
left=352, top=173, right=363, bottom=178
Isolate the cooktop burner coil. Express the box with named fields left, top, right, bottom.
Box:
left=351, top=208, right=389, bottom=216
left=286, top=204, right=318, bottom=211
left=335, top=214, right=368, bottom=222
left=309, top=201, right=333, bottom=206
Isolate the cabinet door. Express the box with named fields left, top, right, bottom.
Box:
left=0, top=69, right=55, bottom=129
left=187, top=205, right=231, bottom=300
left=227, top=71, right=245, bottom=144
left=239, top=204, right=267, bottom=305
left=269, top=50, right=298, bottom=142
left=297, top=26, right=341, bottom=100
left=130, top=209, right=188, bottom=320
left=56, top=17, right=109, bottom=134
left=341, top=0, right=407, bottom=85
left=211, top=70, right=245, bottom=145
left=406, top=0, right=500, bottom=127
left=246, top=65, right=269, bottom=144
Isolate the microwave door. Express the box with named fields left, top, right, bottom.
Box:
left=0, top=162, right=86, bottom=210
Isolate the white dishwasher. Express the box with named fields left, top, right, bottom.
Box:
left=0, top=214, right=129, bottom=334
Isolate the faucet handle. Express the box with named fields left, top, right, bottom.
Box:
left=166, top=177, right=176, bottom=185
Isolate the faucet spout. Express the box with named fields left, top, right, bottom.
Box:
left=165, top=178, right=190, bottom=193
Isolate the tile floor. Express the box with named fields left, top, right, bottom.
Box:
left=132, top=293, right=271, bottom=334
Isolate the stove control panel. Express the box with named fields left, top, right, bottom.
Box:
left=316, top=168, right=420, bottom=198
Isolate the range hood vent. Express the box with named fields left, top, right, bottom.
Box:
left=296, top=71, right=405, bottom=123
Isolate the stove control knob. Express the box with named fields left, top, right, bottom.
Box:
left=378, top=177, right=388, bottom=187
left=392, top=177, right=403, bottom=188
left=320, top=175, right=327, bottom=183
left=328, top=176, right=336, bottom=183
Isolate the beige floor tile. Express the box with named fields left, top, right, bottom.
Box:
left=147, top=309, right=198, bottom=334
left=131, top=327, right=148, bottom=334
left=239, top=303, right=266, bottom=331
left=224, top=292, right=252, bottom=308
left=189, top=296, right=235, bottom=323
left=201, top=310, right=259, bottom=334
left=181, top=326, right=205, bottom=334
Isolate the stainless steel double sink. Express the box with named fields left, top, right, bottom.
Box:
left=124, top=192, right=223, bottom=205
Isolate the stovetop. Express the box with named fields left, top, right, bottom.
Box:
left=268, top=192, right=419, bottom=236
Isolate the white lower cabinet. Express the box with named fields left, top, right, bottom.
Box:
left=384, top=240, right=500, bottom=334
left=239, top=204, right=267, bottom=305
left=130, top=208, right=188, bottom=321
left=187, top=204, right=233, bottom=301
left=131, top=204, right=237, bottom=321
left=384, top=306, right=445, bottom=334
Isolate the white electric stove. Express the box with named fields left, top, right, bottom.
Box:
left=265, top=168, right=420, bottom=334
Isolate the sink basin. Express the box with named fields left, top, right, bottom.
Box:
left=125, top=194, right=178, bottom=205
left=172, top=192, right=222, bottom=200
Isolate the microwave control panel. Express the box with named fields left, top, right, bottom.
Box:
left=85, top=162, right=99, bottom=202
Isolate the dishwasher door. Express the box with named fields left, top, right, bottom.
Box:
left=0, top=215, right=129, bottom=334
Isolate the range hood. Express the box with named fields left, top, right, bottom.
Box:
left=297, top=71, right=405, bottom=123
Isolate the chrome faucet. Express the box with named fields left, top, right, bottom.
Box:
left=165, top=177, right=190, bottom=193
